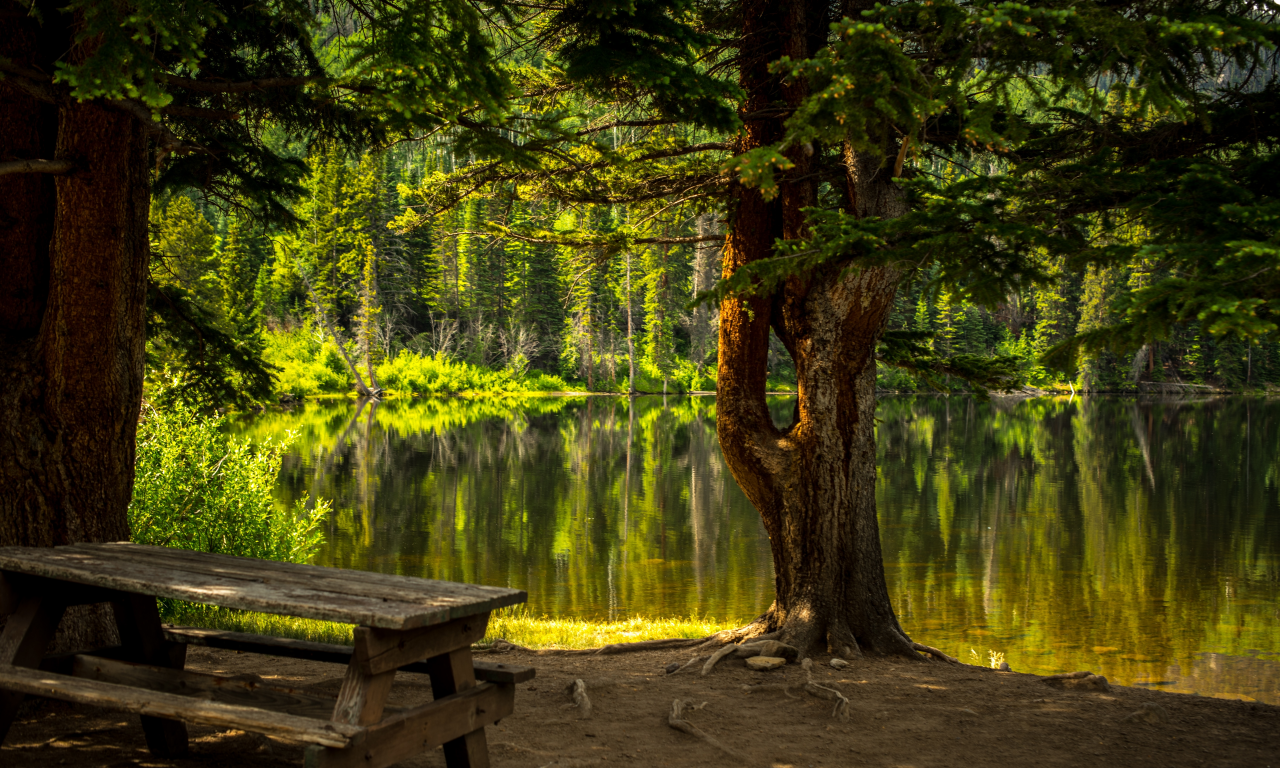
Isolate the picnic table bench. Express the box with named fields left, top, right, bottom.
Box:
left=0, top=542, right=534, bottom=768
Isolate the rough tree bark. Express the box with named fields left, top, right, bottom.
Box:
left=0, top=3, right=151, bottom=649
left=715, top=0, right=920, bottom=659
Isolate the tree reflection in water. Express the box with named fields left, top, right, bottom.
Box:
left=236, top=394, right=1280, bottom=703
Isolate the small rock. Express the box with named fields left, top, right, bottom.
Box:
left=746, top=656, right=787, bottom=671
left=998, top=661, right=1012, bottom=672
left=1043, top=674, right=1110, bottom=692
left=735, top=640, right=801, bottom=661
left=665, top=662, right=681, bottom=674
left=1120, top=702, right=1169, bottom=724
left=830, top=658, right=849, bottom=669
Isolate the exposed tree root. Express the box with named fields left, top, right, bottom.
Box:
left=801, top=659, right=850, bottom=720
left=700, top=644, right=737, bottom=676
left=667, top=699, right=744, bottom=760
left=666, top=654, right=708, bottom=675
left=566, top=679, right=592, bottom=718
left=911, top=642, right=958, bottom=664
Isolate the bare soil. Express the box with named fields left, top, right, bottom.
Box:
left=5, top=645, right=1278, bottom=767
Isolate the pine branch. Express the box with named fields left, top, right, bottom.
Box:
left=0, top=159, right=76, bottom=177
left=159, top=75, right=323, bottom=93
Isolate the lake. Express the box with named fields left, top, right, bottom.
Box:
left=234, top=394, right=1280, bottom=704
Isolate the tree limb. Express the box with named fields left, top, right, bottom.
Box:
left=159, top=74, right=323, bottom=93
left=161, top=105, right=241, bottom=120
left=0, top=159, right=76, bottom=177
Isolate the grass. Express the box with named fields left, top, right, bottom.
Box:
left=165, top=604, right=740, bottom=650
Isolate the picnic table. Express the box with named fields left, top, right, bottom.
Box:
left=0, top=542, right=534, bottom=768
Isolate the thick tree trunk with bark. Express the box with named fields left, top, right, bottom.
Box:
left=715, top=0, right=919, bottom=659
left=1, top=5, right=151, bottom=649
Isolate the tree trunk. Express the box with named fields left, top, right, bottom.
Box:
left=626, top=250, right=637, bottom=395
left=0, top=5, right=150, bottom=650
left=714, top=0, right=919, bottom=659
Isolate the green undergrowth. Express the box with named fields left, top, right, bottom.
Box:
left=164, top=604, right=738, bottom=650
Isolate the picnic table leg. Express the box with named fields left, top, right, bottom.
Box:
left=426, top=646, right=490, bottom=768
left=0, top=591, right=66, bottom=744
left=111, top=592, right=189, bottom=757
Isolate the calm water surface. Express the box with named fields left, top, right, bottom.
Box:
left=234, top=395, right=1280, bottom=704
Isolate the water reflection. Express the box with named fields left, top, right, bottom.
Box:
left=234, top=394, right=1280, bottom=703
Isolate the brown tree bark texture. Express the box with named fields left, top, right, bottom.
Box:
left=0, top=4, right=150, bottom=649
left=715, top=0, right=917, bottom=658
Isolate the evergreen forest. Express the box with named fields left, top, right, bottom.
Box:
left=153, top=135, right=1280, bottom=404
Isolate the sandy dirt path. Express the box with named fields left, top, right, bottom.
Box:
left=5, top=645, right=1278, bottom=767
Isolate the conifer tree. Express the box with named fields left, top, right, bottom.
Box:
left=425, top=0, right=1280, bottom=657
left=0, top=0, right=515, bottom=584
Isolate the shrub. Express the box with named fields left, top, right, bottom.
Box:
left=130, top=399, right=327, bottom=564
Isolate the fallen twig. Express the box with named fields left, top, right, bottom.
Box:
left=667, top=699, right=744, bottom=759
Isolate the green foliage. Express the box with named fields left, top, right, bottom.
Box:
left=153, top=197, right=220, bottom=308
left=130, top=398, right=327, bottom=563
left=263, top=327, right=573, bottom=395
left=377, top=350, right=571, bottom=394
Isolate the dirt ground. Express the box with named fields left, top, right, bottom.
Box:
left=5, top=645, right=1279, bottom=768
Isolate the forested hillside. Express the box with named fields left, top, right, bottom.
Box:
left=153, top=139, right=1280, bottom=401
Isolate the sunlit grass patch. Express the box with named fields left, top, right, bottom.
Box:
left=166, top=604, right=356, bottom=645
left=483, top=609, right=739, bottom=649
left=165, top=604, right=739, bottom=651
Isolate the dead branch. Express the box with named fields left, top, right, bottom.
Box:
left=912, top=642, right=959, bottom=664
left=667, top=700, right=744, bottom=760
left=0, top=159, right=75, bottom=177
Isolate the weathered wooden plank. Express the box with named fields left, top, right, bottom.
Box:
left=304, top=682, right=513, bottom=768
left=111, top=590, right=190, bottom=756
left=65, top=543, right=524, bottom=616
left=355, top=614, right=489, bottom=676
left=0, top=550, right=500, bottom=630
left=0, top=545, right=526, bottom=629
left=426, top=647, right=489, bottom=768
left=0, top=592, right=66, bottom=744
left=161, top=626, right=537, bottom=684
left=0, top=665, right=360, bottom=747
left=70, top=655, right=340, bottom=720
left=331, top=663, right=396, bottom=726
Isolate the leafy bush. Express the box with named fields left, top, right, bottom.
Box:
left=130, top=399, right=327, bottom=564
left=264, top=327, right=352, bottom=396
left=376, top=350, right=570, bottom=394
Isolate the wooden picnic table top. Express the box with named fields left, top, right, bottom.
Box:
left=0, top=542, right=526, bottom=630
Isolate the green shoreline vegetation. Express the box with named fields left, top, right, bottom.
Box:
left=164, top=604, right=737, bottom=650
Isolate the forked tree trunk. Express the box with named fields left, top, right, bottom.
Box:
left=715, top=0, right=919, bottom=659
left=0, top=7, right=150, bottom=649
